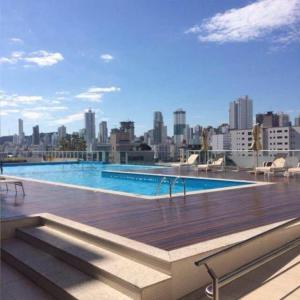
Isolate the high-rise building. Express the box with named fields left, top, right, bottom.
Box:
left=98, top=121, right=108, bottom=144
left=256, top=111, right=279, bottom=128
left=120, top=121, right=135, bottom=142
left=84, top=109, right=96, bottom=149
left=32, top=125, right=40, bottom=145
left=229, top=96, right=253, bottom=130
left=162, top=126, right=167, bottom=143
left=173, top=109, right=186, bottom=146
left=192, top=125, right=202, bottom=145
left=278, top=112, right=291, bottom=127
left=295, top=114, right=300, bottom=126
left=184, top=124, right=190, bottom=145
left=18, top=118, right=24, bottom=145
left=58, top=125, right=67, bottom=141
left=153, top=111, right=164, bottom=144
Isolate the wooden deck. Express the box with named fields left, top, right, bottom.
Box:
left=1, top=167, right=300, bottom=251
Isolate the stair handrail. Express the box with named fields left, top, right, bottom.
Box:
left=194, top=217, right=300, bottom=300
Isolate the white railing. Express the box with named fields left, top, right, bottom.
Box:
left=0, top=150, right=108, bottom=162
left=184, top=149, right=300, bottom=169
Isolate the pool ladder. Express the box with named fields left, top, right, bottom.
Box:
left=156, top=176, right=186, bottom=199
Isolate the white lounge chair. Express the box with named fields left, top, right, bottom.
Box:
left=170, top=154, right=199, bottom=168
left=255, top=157, right=286, bottom=175
left=0, top=177, right=25, bottom=195
left=286, top=163, right=300, bottom=177
left=198, top=157, right=224, bottom=172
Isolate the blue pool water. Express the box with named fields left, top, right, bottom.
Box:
left=3, top=162, right=253, bottom=197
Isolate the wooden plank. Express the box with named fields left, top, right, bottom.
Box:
left=1, top=169, right=300, bottom=251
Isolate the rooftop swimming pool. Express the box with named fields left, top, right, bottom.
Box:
left=3, top=162, right=256, bottom=198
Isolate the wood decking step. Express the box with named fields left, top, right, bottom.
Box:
left=1, top=239, right=132, bottom=300
left=16, top=225, right=171, bottom=295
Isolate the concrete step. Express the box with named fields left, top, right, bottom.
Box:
left=1, top=238, right=132, bottom=300
left=16, top=225, right=171, bottom=300
left=42, top=215, right=171, bottom=274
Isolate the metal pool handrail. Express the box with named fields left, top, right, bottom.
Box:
left=194, top=217, right=300, bottom=300
left=171, top=177, right=186, bottom=199
left=156, top=176, right=173, bottom=199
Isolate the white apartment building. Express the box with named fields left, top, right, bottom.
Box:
left=267, top=126, right=300, bottom=151
left=230, top=126, right=300, bottom=152
left=230, top=129, right=262, bottom=152
left=211, top=134, right=231, bottom=151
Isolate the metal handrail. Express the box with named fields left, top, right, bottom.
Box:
left=171, top=177, right=186, bottom=199
left=194, top=217, right=300, bottom=300
left=156, top=176, right=172, bottom=199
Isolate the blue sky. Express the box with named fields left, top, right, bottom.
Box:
left=1, top=0, right=300, bottom=136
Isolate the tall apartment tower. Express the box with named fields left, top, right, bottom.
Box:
left=295, top=114, right=300, bottom=126
left=120, top=121, right=135, bottom=142
left=153, top=111, right=164, bottom=145
left=229, top=96, right=253, bottom=129
left=84, top=109, right=96, bottom=149
left=58, top=125, right=67, bottom=141
left=32, top=125, right=40, bottom=145
left=98, top=121, right=108, bottom=144
left=278, top=112, right=290, bottom=127
left=18, top=118, right=24, bottom=144
left=173, top=109, right=186, bottom=146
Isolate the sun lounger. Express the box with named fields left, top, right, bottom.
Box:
left=170, top=154, right=199, bottom=167
left=198, top=157, right=224, bottom=172
left=255, top=157, right=286, bottom=175
left=0, top=177, right=25, bottom=195
left=287, top=163, right=300, bottom=176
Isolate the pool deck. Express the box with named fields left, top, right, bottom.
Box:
left=1, top=167, right=300, bottom=251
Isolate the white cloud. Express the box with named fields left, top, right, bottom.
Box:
left=56, top=91, right=70, bottom=95
left=0, top=109, right=20, bottom=116
left=100, top=53, right=114, bottom=62
left=0, top=92, right=43, bottom=107
left=55, top=112, right=84, bottom=125
left=76, top=86, right=120, bottom=102
left=0, top=50, right=64, bottom=67
left=51, top=100, right=61, bottom=104
left=21, top=111, right=47, bottom=120
left=14, top=95, right=43, bottom=104
left=0, top=100, right=18, bottom=107
left=10, top=37, right=23, bottom=44
left=30, top=106, right=68, bottom=112
left=24, top=50, right=64, bottom=66
left=186, top=0, right=300, bottom=44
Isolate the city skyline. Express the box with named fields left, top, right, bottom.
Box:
left=1, top=0, right=300, bottom=136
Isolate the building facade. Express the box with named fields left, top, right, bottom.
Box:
left=84, top=109, right=96, bottom=150
left=173, top=109, right=186, bottom=146
left=120, top=121, right=135, bottom=142
left=229, top=96, right=253, bottom=130
left=32, top=125, right=40, bottom=145
left=153, top=111, right=164, bottom=145
left=58, top=125, right=67, bottom=141
left=98, top=121, right=108, bottom=144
